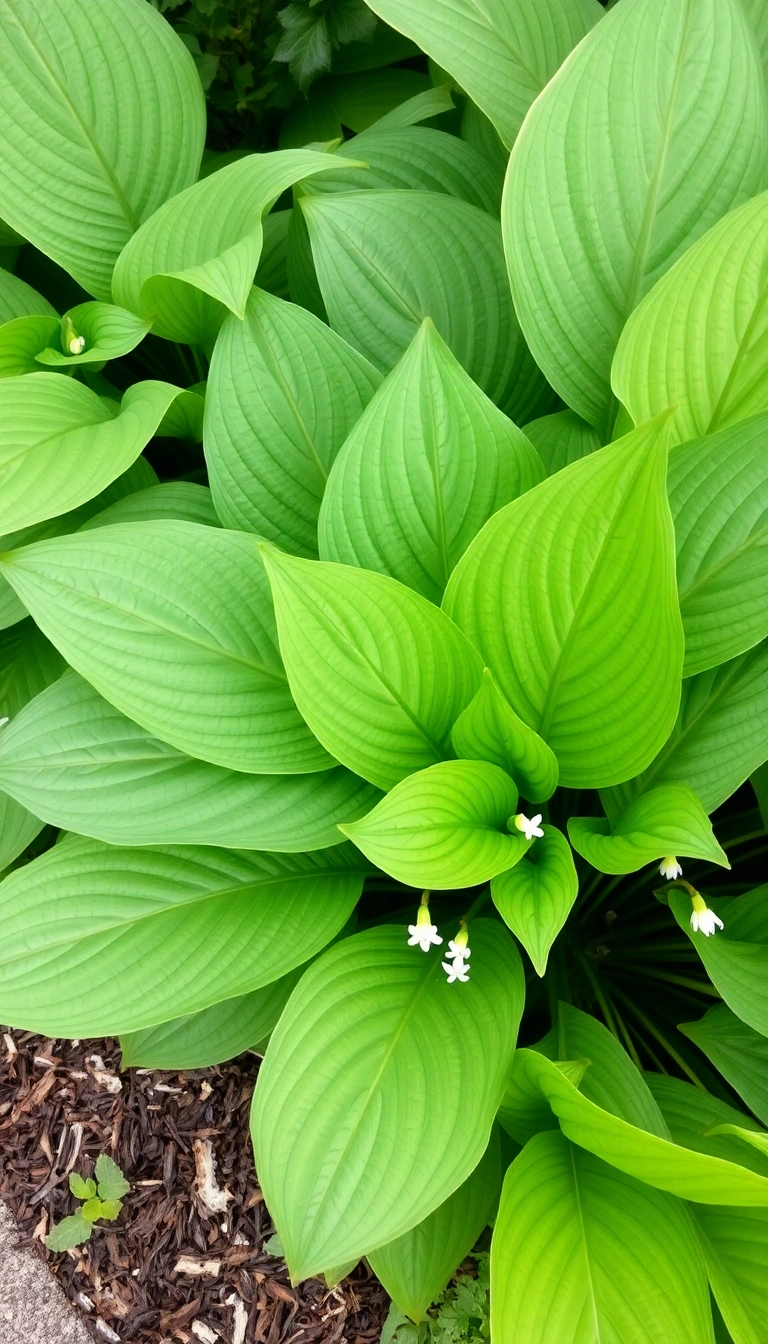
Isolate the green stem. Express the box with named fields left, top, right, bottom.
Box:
left=462, top=888, right=494, bottom=924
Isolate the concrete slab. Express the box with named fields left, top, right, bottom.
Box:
left=0, top=1200, right=91, bottom=1344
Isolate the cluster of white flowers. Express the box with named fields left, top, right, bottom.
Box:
left=407, top=895, right=471, bottom=982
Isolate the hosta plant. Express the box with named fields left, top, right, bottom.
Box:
left=1, top=0, right=768, bottom=1339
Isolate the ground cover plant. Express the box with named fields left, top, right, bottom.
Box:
left=0, top=0, right=767, bottom=1338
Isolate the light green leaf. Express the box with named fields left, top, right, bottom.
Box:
left=0, top=619, right=64, bottom=870
left=80, top=1197, right=104, bottom=1223
left=568, top=784, right=729, bottom=875
left=261, top=546, right=482, bottom=789
left=120, top=970, right=303, bottom=1069
left=504, top=0, right=767, bottom=434
left=693, top=1203, right=768, bottom=1344
left=707, top=1127, right=768, bottom=1161
left=444, top=416, right=683, bottom=788
left=612, top=191, right=768, bottom=445
left=68, top=1174, right=95, bottom=1201
left=491, top=826, right=577, bottom=975
left=0, top=671, right=379, bottom=850
left=36, top=303, right=150, bottom=368
left=340, top=759, right=527, bottom=889
left=78, top=482, right=220, bottom=532
left=669, top=413, right=768, bottom=675
left=369, top=1129, right=502, bottom=1322
left=302, top=190, right=552, bottom=423
left=252, top=921, right=524, bottom=1280
left=204, top=288, right=381, bottom=554
left=491, top=1130, right=713, bottom=1344
left=0, top=0, right=205, bottom=301
left=95, top=1155, right=129, bottom=1203
left=602, top=641, right=768, bottom=820
left=112, top=149, right=358, bottom=348
left=0, top=836, right=366, bottom=1035
left=680, top=1004, right=768, bottom=1127
left=646, top=1074, right=768, bottom=1179
left=0, top=315, right=59, bottom=378
left=522, top=410, right=601, bottom=478
left=0, top=269, right=56, bottom=323
left=0, top=521, right=333, bottom=775
left=95, top=1199, right=122, bottom=1222
left=0, top=375, right=191, bottom=533
left=45, top=1213, right=92, bottom=1252
left=362, top=0, right=600, bottom=149
left=740, top=0, right=768, bottom=78
left=508, top=1047, right=768, bottom=1204
left=451, top=669, right=558, bottom=804
left=670, top=887, right=768, bottom=1038
left=319, top=320, right=544, bottom=602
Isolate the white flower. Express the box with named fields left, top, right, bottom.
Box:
left=659, top=855, right=683, bottom=880
left=514, top=812, right=544, bottom=842
left=442, top=956, right=470, bottom=983
left=445, top=937, right=471, bottom=962
left=690, top=894, right=723, bottom=937
left=407, top=896, right=442, bottom=952
left=68, top=335, right=86, bottom=355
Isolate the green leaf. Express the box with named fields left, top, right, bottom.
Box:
left=503, top=0, right=767, bottom=434
left=68, top=1173, right=95, bottom=1201
left=602, top=641, right=768, bottom=820
left=506, top=1047, right=768, bottom=1204
left=45, top=1213, right=92, bottom=1252
left=670, top=887, right=768, bottom=1038
left=0, top=835, right=367, bottom=1035
left=669, top=413, right=768, bottom=675
left=752, top=763, right=768, bottom=831
left=112, top=149, right=358, bottom=348
left=369, top=1129, right=502, bottom=1322
left=444, top=416, right=683, bottom=788
left=204, top=287, right=381, bottom=554
left=491, top=1130, right=713, bottom=1344
left=95, top=1154, right=129, bottom=1202
left=0, top=521, right=333, bottom=775
left=80, top=1197, right=104, bottom=1223
left=0, top=315, right=59, bottom=378
left=35, top=303, right=150, bottom=368
left=0, top=671, right=379, bottom=850
left=120, top=970, right=302, bottom=1069
left=251, top=920, right=524, bottom=1280
left=451, top=669, right=558, bottom=804
left=302, top=189, right=552, bottom=423
left=261, top=546, right=482, bottom=789
left=491, top=826, right=577, bottom=975
left=522, top=410, right=601, bottom=478
left=693, top=1202, right=768, bottom=1344
left=0, top=0, right=205, bottom=300
left=0, top=375, right=191, bottom=534
left=96, top=1199, right=122, bottom=1222
left=741, top=0, right=768, bottom=79
left=646, top=1074, right=768, bottom=1179
left=319, top=320, right=544, bottom=602
left=680, top=1005, right=768, bottom=1127
left=78, top=482, right=220, bottom=532
left=612, top=190, right=768, bottom=445
left=340, top=759, right=527, bottom=889
left=362, top=0, right=600, bottom=149
left=0, top=269, right=56, bottom=324
left=568, top=784, right=729, bottom=875
left=0, top=619, right=64, bottom=870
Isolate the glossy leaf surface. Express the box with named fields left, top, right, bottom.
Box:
left=451, top=669, right=558, bottom=804
left=491, top=826, right=578, bottom=975
left=568, top=784, right=729, bottom=875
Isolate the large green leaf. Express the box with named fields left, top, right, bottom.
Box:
left=670, top=887, right=768, bottom=1038
left=669, top=414, right=768, bottom=675
left=603, top=641, right=768, bottom=819
left=34, top=302, right=150, bottom=369
left=568, top=784, right=729, bottom=875
left=0, top=619, right=63, bottom=869
left=302, top=189, right=551, bottom=422
left=451, top=669, right=558, bottom=804
left=491, top=827, right=578, bottom=975
left=0, top=522, right=333, bottom=775
left=369, top=1130, right=501, bottom=1322
left=0, top=837, right=366, bottom=1035
left=503, top=0, right=767, bottom=434
left=752, top=763, right=768, bottom=831
left=492, top=1130, right=713, bottom=1344
left=0, top=375, right=190, bottom=533
left=340, top=759, right=527, bottom=889
left=0, top=315, right=59, bottom=378
left=251, top=920, right=524, bottom=1279
left=119, top=970, right=303, bottom=1069
left=680, top=1004, right=768, bottom=1127
left=112, top=149, right=356, bottom=348
left=612, top=191, right=768, bottom=445
left=0, top=672, right=379, bottom=850
left=78, top=482, right=220, bottom=532
left=523, top=410, right=601, bottom=478
left=647, top=1074, right=768, bottom=1178
left=740, top=0, right=768, bottom=78
left=261, top=546, right=482, bottom=789
left=0, top=269, right=56, bottom=323
left=693, top=1203, right=768, bottom=1344
left=319, top=320, right=544, bottom=602
left=362, top=0, right=600, bottom=149
left=0, top=0, right=205, bottom=301
left=204, top=288, right=381, bottom=554
left=444, top=417, right=683, bottom=788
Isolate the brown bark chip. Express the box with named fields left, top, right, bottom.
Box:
left=0, top=1033, right=389, bottom=1344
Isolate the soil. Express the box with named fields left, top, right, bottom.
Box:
left=0, top=1031, right=390, bottom=1344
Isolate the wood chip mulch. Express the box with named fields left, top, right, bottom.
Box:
left=0, top=1031, right=390, bottom=1344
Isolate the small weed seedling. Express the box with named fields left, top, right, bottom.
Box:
left=45, top=1154, right=130, bottom=1252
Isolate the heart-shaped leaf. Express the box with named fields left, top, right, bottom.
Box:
left=36, top=303, right=150, bottom=368
left=451, top=669, right=558, bottom=804
left=491, top=826, right=577, bottom=975
left=568, top=784, right=729, bottom=875
left=0, top=269, right=56, bottom=323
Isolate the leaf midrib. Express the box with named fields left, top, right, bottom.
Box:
left=568, top=1144, right=602, bottom=1339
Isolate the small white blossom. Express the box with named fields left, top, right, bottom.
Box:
left=659, top=856, right=683, bottom=880
left=407, top=895, right=442, bottom=953
left=445, top=937, right=471, bottom=962
left=68, top=335, right=86, bottom=355
left=442, top=956, right=470, bottom=984
left=690, top=894, right=723, bottom=937
left=514, top=812, right=544, bottom=842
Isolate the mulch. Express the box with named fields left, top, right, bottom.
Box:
left=0, top=1032, right=390, bottom=1344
